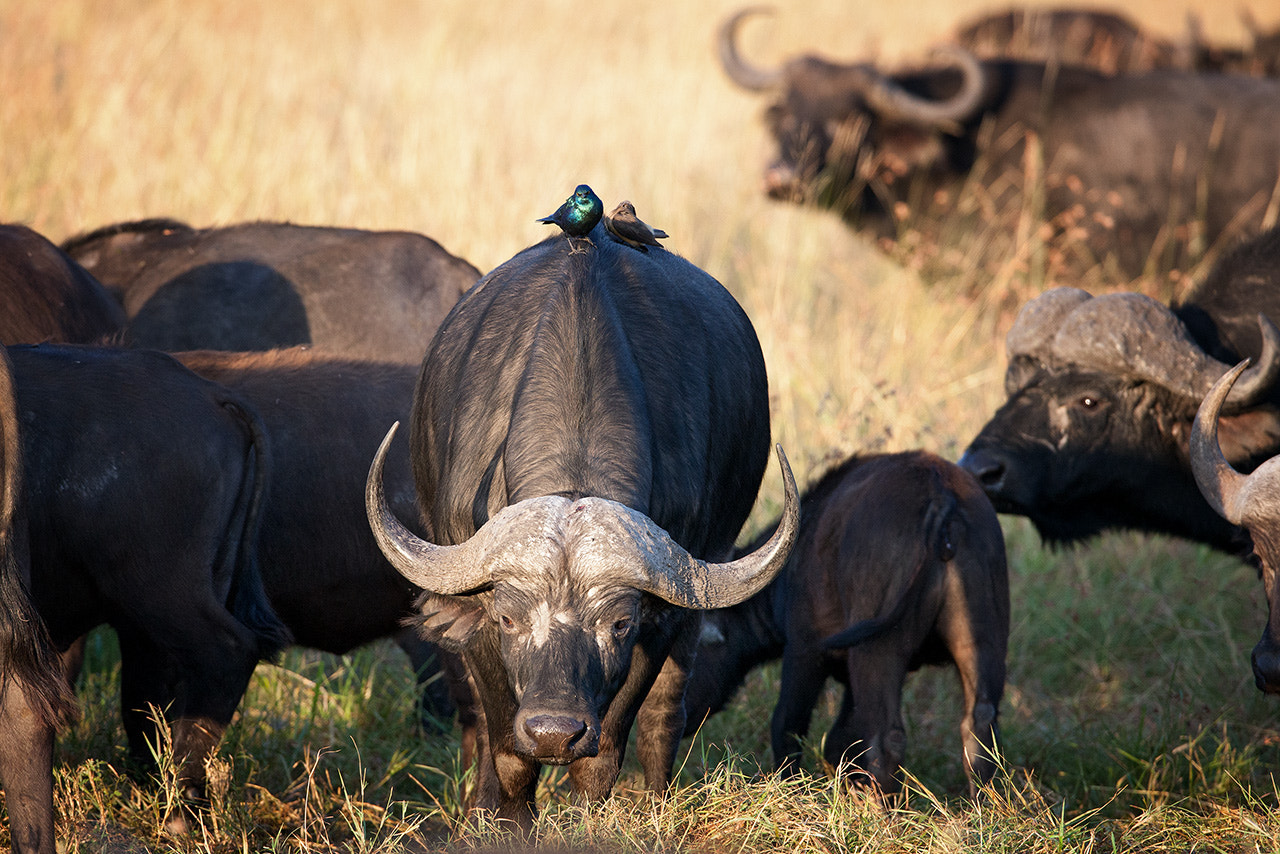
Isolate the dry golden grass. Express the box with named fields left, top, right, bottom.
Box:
left=7, top=0, right=1280, bottom=850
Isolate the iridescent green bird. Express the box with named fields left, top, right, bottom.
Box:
left=537, top=184, right=604, bottom=238
left=604, top=201, right=668, bottom=252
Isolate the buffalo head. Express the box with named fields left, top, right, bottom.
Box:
left=1192, top=360, right=1280, bottom=693
left=367, top=423, right=801, bottom=764
left=718, top=7, right=986, bottom=214
left=960, top=287, right=1280, bottom=549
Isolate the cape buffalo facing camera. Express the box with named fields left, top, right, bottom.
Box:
left=62, top=219, right=481, bottom=362
left=366, top=208, right=800, bottom=829
left=718, top=8, right=1280, bottom=283
left=685, top=451, right=1008, bottom=797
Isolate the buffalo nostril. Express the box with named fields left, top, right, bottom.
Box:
left=1252, top=646, right=1280, bottom=694
left=959, top=450, right=1005, bottom=490
left=523, top=714, right=587, bottom=756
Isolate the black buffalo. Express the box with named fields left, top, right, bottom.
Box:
left=0, top=347, right=79, bottom=854
left=61, top=219, right=481, bottom=363
left=174, top=348, right=471, bottom=741
left=9, top=344, right=290, bottom=825
left=959, top=228, right=1280, bottom=680
left=0, top=224, right=124, bottom=345
left=718, top=8, right=1280, bottom=280
left=684, top=451, right=1008, bottom=796
left=1192, top=361, right=1280, bottom=693
left=366, top=216, right=800, bottom=828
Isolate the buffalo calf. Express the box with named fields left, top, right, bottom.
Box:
left=686, top=451, right=1009, bottom=796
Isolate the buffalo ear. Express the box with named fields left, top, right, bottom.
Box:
left=408, top=592, right=487, bottom=653
left=1213, top=408, right=1280, bottom=468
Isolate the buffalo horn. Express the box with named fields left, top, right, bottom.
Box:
left=860, top=45, right=987, bottom=129
left=1008, top=289, right=1280, bottom=408
left=366, top=422, right=492, bottom=594
left=1190, top=360, right=1253, bottom=524
left=718, top=7, right=784, bottom=91
left=622, top=444, right=801, bottom=609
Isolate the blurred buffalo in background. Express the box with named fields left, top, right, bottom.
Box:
left=719, top=8, right=1280, bottom=286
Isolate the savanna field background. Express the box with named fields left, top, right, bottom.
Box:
left=8, top=0, right=1280, bottom=850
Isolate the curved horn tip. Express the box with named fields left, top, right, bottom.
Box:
left=772, top=442, right=801, bottom=532
left=1191, top=359, right=1251, bottom=524
left=1221, top=315, right=1280, bottom=406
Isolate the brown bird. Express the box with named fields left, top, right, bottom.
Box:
left=604, top=201, right=668, bottom=252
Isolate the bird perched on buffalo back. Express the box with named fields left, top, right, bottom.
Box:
left=604, top=201, right=668, bottom=252
left=538, top=184, right=604, bottom=238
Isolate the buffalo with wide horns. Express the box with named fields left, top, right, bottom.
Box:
left=719, top=8, right=1280, bottom=280
left=366, top=212, right=799, bottom=829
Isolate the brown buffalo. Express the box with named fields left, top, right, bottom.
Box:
left=685, top=451, right=1008, bottom=797
left=62, top=219, right=480, bottom=362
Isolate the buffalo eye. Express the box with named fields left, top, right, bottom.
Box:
left=611, top=616, right=633, bottom=638
left=499, top=614, right=517, bottom=632
left=1077, top=395, right=1100, bottom=410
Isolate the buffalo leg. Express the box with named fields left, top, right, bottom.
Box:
left=633, top=614, right=699, bottom=792
left=770, top=643, right=827, bottom=774
left=116, top=615, right=260, bottom=808
left=832, top=650, right=908, bottom=795
left=0, top=679, right=56, bottom=854
left=939, top=606, right=1005, bottom=792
